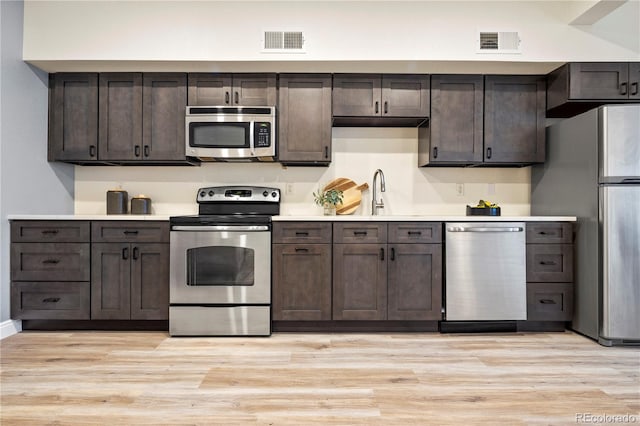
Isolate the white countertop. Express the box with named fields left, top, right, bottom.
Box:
left=7, top=214, right=171, bottom=221
left=273, top=215, right=577, bottom=222
left=8, top=214, right=577, bottom=222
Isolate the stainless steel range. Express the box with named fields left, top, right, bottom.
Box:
left=169, top=186, right=280, bottom=336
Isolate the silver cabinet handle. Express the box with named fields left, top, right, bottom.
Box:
left=172, top=225, right=269, bottom=232
left=447, top=227, right=523, bottom=232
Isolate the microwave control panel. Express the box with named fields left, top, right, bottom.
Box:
left=254, top=122, right=272, bottom=148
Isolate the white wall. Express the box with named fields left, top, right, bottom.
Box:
left=22, top=0, right=640, bottom=73
left=0, top=0, right=74, bottom=327
left=75, top=128, right=530, bottom=217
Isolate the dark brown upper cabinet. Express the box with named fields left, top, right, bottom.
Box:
left=420, top=75, right=545, bottom=166
left=48, top=73, right=99, bottom=162
left=187, top=73, right=276, bottom=106
left=484, top=75, right=546, bottom=164
left=332, top=74, right=430, bottom=126
left=419, top=75, right=484, bottom=165
left=547, top=62, right=640, bottom=117
left=100, top=73, right=189, bottom=163
left=277, top=74, right=332, bottom=165
left=49, top=72, right=192, bottom=165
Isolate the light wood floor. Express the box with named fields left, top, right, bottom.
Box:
left=1, top=330, right=638, bottom=425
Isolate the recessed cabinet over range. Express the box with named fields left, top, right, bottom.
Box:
left=332, top=74, right=430, bottom=127
left=187, top=73, right=276, bottom=106
left=419, top=75, right=546, bottom=166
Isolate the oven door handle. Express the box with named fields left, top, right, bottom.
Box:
left=172, top=225, right=270, bottom=232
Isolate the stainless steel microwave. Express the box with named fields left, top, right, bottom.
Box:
left=185, top=106, right=276, bottom=161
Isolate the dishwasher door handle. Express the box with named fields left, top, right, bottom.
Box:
left=447, top=226, right=524, bottom=233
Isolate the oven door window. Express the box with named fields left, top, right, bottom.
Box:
left=189, top=122, right=250, bottom=149
left=186, top=246, right=254, bottom=286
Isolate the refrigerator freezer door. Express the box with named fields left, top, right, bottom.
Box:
left=599, top=105, right=640, bottom=182
left=600, top=185, right=640, bottom=343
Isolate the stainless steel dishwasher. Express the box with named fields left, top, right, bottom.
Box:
left=445, top=222, right=526, bottom=321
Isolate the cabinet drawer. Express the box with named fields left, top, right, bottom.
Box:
left=92, top=221, right=169, bottom=243
left=11, top=243, right=90, bottom=281
left=11, top=282, right=90, bottom=320
left=272, top=222, right=332, bottom=244
left=526, top=244, right=573, bottom=282
left=388, top=222, right=442, bottom=243
left=333, top=223, right=387, bottom=244
left=527, top=282, right=573, bottom=321
left=526, top=223, right=573, bottom=244
left=11, top=221, right=90, bottom=243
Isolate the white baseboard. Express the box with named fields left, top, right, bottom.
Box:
left=0, top=319, right=22, bottom=339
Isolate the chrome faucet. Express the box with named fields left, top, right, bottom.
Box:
left=371, top=169, right=386, bottom=215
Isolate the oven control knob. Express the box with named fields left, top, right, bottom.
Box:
left=271, top=191, right=278, bottom=198
left=208, top=190, right=214, bottom=196
left=199, top=191, right=206, bottom=197
left=263, top=191, right=269, bottom=197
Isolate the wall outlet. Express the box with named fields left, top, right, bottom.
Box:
left=456, top=183, right=464, bottom=196
left=488, top=183, right=496, bottom=195
left=286, top=183, right=294, bottom=195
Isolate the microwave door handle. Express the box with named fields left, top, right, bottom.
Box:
left=249, top=122, right=255, bottom=155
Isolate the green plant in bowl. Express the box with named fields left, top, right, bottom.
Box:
left=313, top=188, right=344, bottom=215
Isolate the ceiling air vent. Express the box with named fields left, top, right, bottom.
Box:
left=262, top=31, right=305, bottom=53
left=477, top=31, right=521, bottom=54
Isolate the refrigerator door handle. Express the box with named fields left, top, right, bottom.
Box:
left=622, top=178, right=640, bottom=184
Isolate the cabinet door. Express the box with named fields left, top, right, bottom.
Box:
left=49, top=73, right=98, bottom=162
left=142, top=73, right=187, bottom=161
left=388, top=244, right=442, bottom=320
left=569, top=63, right=629, bottom=100
left=130, top=243, right=169, bottom=320
left=278, top=74, right=332, bottom=163
left=484, top=75, right=545, bottom=164
left=333, top=74, right=381, bottom=116
left=333, top=244, right=387, bottom=320
left=91, top=243, right=131, bottom=319
left=99, top=73, right=143, bottom=161
left=629, top=63, right=640, bottom=100
left=272, top=244, right=332, bottom=320
left=429, top=75, right=483, bottom=163
left=382, top=75, right=429, bottom=117
left=232, top=74, right=277, bottom=106
left=187, top=73, right=232, bottom=106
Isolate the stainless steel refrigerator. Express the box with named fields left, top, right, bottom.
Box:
left=531, top=104, right=640, bottom=346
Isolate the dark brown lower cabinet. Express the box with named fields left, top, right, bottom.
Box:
left=91, top=243, right=169, bottom=320
left=272, top=244, right=332, bottom=320
left=388, top=244, right=442, bottom=320
left=525, top=222, right=574, bottom=324
left=333, top=243, right=388, bottom=320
